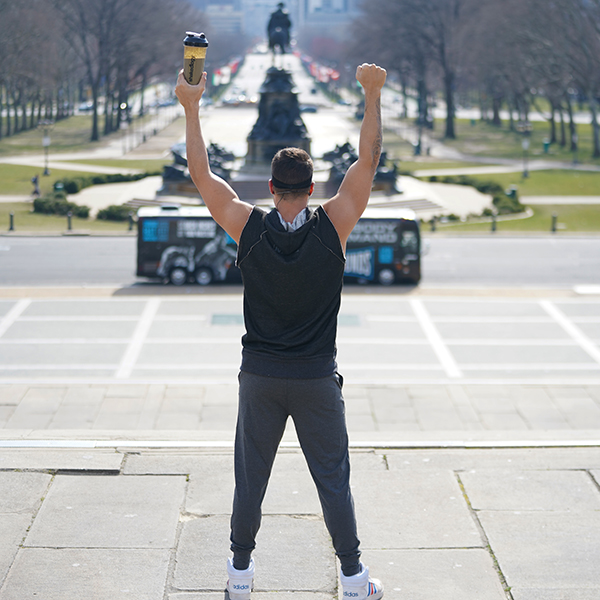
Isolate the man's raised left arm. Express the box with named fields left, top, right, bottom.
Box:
left=323, top=63, right=386, bottom=251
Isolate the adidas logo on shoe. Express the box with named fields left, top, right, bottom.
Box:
left=340, top=563, right=384, bottom=600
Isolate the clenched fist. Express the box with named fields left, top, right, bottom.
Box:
left=356, top=63, right=387, bottom=93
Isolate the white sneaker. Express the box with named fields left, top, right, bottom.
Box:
left=226, top=557, right=255, bottom=600
left=340, top=563, right=384, bottom=600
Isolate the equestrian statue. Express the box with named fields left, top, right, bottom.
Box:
left=268, top=2, right=291, bottom=64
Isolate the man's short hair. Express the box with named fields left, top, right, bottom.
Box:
left=271, top=147, right=313, bottom=195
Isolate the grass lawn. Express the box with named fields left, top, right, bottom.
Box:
left=434, top=204, right=600, bottom=234
left=0, top=202, right=135, bottom=234
left=0, top=164, right=102, bottom=196
left=466, top=169, right=600, bottom=196
left=0, top=113, right=158, bottom=157
left=398, top=160, right=491, bottom=173
left=0, top=116, right=106, bottom=156
left=434, top=118, right=600, bottom=166
left=69, top=158, right=169, bottom=172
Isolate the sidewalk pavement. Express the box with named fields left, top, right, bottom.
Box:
left=1, top=382, right=600, bottom=599
left=1, top=432, right=599, bottom=600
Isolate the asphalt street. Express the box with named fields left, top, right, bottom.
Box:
left=1, top=235, right=599, bottom=288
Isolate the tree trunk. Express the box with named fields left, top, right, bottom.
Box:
left=91, top=86, right=100, bottom=142
left=401, top=76, right=408, bottom=119
left=139, top=69, right=147, bottom=117
left=21, top=95, right=28, bottom=131
left=30, top=95, right=36, bottom=129
left=417, top=77, right=428, bottom=126
left=558, top=105, right=566, bottom=147
left=548, top=100, right=556, bottom=144
left=0, top=86, right=4, bottom=140
left=566, top=95, right=577, bottom=151
left=508, top=100, right=515, bottom=131
left=479, top=90, right=486, bottom=121
left=589, top=95, right=600, bottom=158
left=11, top=92, right=20, bottom=133
left=104, top=77, right=113, bottom=136
left=492, top=96, right=502, bottom=127
left=444, top=71, right=456, bottom=139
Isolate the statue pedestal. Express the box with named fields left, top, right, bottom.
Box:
left=246, top=67, right=311, bottom=164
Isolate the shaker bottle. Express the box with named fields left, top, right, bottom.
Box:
left=183, top=32, right=209, bottom=85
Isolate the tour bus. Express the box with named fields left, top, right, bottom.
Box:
left=136, top=205, right=421, bottom=286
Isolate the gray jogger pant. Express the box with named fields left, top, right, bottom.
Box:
left=230, top=370, right=361, bottom=574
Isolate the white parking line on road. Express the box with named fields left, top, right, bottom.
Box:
left=369, top=316, right=557, bottom=323
left=19, top=316, right=140, bottom=322
left=445, top=340, right=579, bottom=346
left=0, top=365, right=119, bottom=370
left=459, top=363, right=599, bottom=370
left=409, top=299, right=463, bottom=378
left=115, top=298, right=161, bottom=379
left=0, top=299, right=31, bottom=338
left=0, top=339, right=131, bottom=344
left=540, top=300, right=600, bottom=367
left=574, top=285, right=600, bottom=295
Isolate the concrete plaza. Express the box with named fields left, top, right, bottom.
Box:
left=1, top=286, right=600, bottom=600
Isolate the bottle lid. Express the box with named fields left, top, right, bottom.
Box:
left=183, top=32, right=208, bottom=47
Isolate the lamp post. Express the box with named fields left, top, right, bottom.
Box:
left=38, top=119, right=54, bottom=176
left=517, top=120, right=533, bottom=179
left=120, top=102, right=128, bottom=155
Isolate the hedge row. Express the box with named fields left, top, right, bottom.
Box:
left=58, top=171, right=161, bottom=194
left=427, top=174, right=525, bottom=214
left=97, top=204, right=134, bottom=221
left=34, top=193, right=134, bottom=222
left=33, top=192, right=90, bottom=219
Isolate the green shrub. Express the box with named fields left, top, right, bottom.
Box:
left=33, top=192, right=90, bottom=218
left=427, top=174, right=524, bottom=214
left=494, top=195, right=524, bottom=215
left=56, top=171, right=161, bottom=195
left=97, top=204, right=133, bottom=221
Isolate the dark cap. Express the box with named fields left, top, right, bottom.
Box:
left=183, top=32, right=209, bottom=47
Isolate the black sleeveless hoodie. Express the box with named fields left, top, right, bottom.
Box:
left=236, top=205, right=346, bottom=378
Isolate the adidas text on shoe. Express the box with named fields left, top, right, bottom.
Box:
left=340, top=563, right=384, bottom=600
left=226, top=557, right=255, bottom=600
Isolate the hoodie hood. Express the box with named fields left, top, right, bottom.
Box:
left=265, top=207, right=315, bottom=256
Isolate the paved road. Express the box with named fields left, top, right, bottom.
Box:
left=1, top=236, right=599, bottom=288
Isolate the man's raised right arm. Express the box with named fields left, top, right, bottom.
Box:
left=175, top=71, right=252, bottom=244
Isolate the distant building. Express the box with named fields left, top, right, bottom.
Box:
left=205, top=3, right=244, bottom=35
left=189, top=0, right=358, bottom=40
left=298, top=0, right=360, bottom=41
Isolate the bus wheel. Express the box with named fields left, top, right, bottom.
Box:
left=195, top=267, right=213, bottom=285
left=378, top=268, right=395, bottom=286
left=169, top=267, right=188, bottom=286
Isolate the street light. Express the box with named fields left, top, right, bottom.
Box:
left=120, top=102, right=128, bottom=155
left=38, top=119, right=54, bottom=176
left=517, top=120, right=533, bottom=179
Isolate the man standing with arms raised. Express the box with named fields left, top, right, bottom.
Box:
left=175, top=62, right=386, bottom=600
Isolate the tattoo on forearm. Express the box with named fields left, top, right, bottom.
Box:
left=371, top=97, right=383, bottom=172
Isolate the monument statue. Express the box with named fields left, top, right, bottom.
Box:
left=268, top=2, right=291, bottom=58
left=246, top=67, right=310, bottom=163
